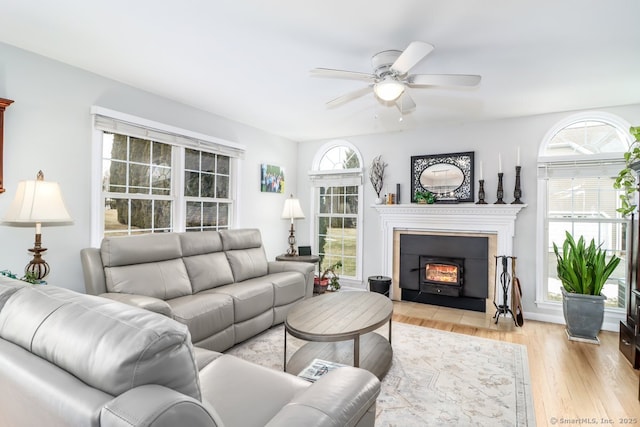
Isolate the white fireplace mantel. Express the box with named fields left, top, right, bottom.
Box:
left=372, top=204, right=527, bottom=293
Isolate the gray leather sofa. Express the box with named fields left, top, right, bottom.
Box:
left=81, top=229, right=314, bottom=352
left=0, top=277, right=381, bottom=427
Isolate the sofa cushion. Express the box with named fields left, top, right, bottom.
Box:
left=168, top=293, right=234, bottom=342
left=200, top=354, right=309, bottom=427
left=0, top=277, right=27, bottom=311
left=269, top=271, right=306, bottom=306
left=179, top=231, right=224, bottom=256
left=209, top=278, right=274, bottom=323
left=105, top=258, right=193, bottom=300
left=101, top=233, right=183, bottom=267
left=0, top=285, right=201, bottom=400
left=219, top=228, right=263, bottom=251
left=183, top=253, right=235, bottom=293
left=225, top=248, right=269, bottom=282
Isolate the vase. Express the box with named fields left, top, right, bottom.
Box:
left=561, top=288, right=606, bottom=344
left=375, top=197, right=383, bottom=205
left=314, top=277, right=329, bottom=294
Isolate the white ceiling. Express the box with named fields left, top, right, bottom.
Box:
left=0, top=0, right=639, bottom=142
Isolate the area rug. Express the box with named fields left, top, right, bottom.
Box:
left=226, top=322, right=536, bottom=426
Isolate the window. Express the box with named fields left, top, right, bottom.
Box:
left=102, top=134, right=174, bottom=235
left=310, top=142, right=363, bottom=283
left=92, top=107, right=244, bottom=244
left=538, top=113, right=632, bottom=309
left=184, top=149, right=231, bottom=231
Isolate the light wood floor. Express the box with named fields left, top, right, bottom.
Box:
left=392, top=301, right=640, bottom=426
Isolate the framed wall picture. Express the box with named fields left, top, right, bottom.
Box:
left=410, top=151, right=474, bottom=202
left=260, top=163, right=285, bottom=193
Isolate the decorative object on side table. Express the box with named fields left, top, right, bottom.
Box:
left=1, top=170, right=73, bottom=280
left=369, top=155, right=386, bottom=204
left=281, top=194, right=305, bottom=256
left=0, top=269, right=43, bottom=284
left=553, top=231, right=621, bottom=344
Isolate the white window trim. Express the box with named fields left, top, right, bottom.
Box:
left=308, top=140, right=365, bottom=284
left=534, top=112, right=633, bottom=329
left=90, top=107, right=245, bottom=246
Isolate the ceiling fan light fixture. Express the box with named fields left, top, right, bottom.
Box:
left=374, top=77, right=405, bottom=101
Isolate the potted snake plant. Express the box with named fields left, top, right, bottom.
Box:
left=553, top=231, right=621, bottom=343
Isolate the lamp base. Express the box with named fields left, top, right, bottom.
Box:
left=286, top=223, right=298, bottom=256
left=25, top=233, right=50, bottom=280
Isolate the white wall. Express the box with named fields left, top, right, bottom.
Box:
left=296, top=103, right=640, bottom=327
left=0, top=42, right=298, bottom=292
left=3, top=40, right=639, bottom=328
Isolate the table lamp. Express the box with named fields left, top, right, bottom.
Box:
left=2, top=170, right=72, bottom=280
left=281, top=194, right=305, bottom=256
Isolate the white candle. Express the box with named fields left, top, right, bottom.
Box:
left=516, top=147, right=521, bottom=166
left=479, top=161, right=483, bottom=180
left=498, top=153, right=502, bottom=173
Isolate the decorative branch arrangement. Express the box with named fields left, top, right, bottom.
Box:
left=369, top=155, right=387, bottom=202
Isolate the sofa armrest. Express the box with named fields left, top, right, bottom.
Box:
left=101, top=385, right=222, bottom=427
left=268, top=261, right=315, bottom=298
left=81, top=247, right=107, bottom=295
left=99, top=293, right=174, bottom=318
left=265, top=367, right=380, bottom=427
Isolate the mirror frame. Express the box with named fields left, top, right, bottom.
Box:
left=410, top=151, right=475, bottom=202
left=0, top=98, right=14, bottom=195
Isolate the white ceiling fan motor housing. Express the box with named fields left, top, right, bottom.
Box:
left=372, top=50, right=403, bottom=78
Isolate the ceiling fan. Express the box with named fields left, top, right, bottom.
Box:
left=311, top=41, right=481, bottom=112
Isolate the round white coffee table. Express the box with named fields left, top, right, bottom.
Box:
left=284, top=291, right=393, bottom=380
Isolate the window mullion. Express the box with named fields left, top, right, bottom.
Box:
left=173, top=146, right=185, bottom=232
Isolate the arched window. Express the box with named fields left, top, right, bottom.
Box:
left=537, top=112, right=632, bottom=310
left=309, top=141, right=364, bottom=285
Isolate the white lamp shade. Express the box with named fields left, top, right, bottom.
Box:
left=281, top=196, right=305, bottom=220
left=3, top=179, right=72, bottom=224
left=374, top=78, right=405, bottom=102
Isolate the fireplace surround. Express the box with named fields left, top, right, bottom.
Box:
left=401, top=233, right=488, bottom=311
left=372, top=204, right=526, bottom=312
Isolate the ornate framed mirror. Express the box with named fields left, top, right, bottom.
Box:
left=411, top=151, right=474, bottom=202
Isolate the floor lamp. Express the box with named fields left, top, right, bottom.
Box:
left=2, top=171, right=72, bottom=280
left=281, top=194, right=305, bottom=256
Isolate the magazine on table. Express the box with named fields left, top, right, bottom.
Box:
left=298, top=358, right=347, bottom=382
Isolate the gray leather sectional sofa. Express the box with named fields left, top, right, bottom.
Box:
left=0, top=277, right=381, bottom=426
left=81, top=229, right=314, bottom=352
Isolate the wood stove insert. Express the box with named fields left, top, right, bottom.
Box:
left=420, top=256, right=464, bottom=297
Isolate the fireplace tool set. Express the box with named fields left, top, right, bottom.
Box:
left=493, top=255, right=523, bottom=327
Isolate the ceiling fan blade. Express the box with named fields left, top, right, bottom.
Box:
left=326, top=86, right=373, bottom=107
left=390, top=41, right=434, bottom=75
left=310, top=68, right=376, bottom=82
left=395, top=91, right=416, bottom=112
left=408, top=74, right=482, bottom=87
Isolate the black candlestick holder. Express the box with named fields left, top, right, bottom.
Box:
left=495, top=173, right=505, bottom=204
left=476, top=180, right=487, bottom=204
left=512, top=166, right=523, bottom=204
